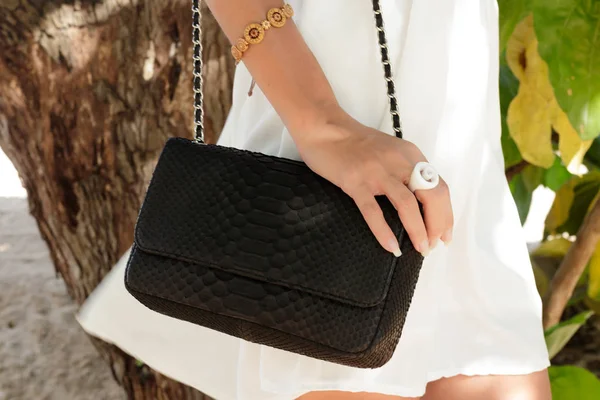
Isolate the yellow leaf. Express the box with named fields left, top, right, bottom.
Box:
left=553, top=107, right=594, bottom=173
left=507, top=85, right=555, bottom=167
left=545, top=177, right=578, bottom=233
left=506, top=15, right=554, bottom=168
left=587, top=243, right=600, bottom=300
left=532, top=237, right=573, bottom=258
left=505, top=15, right=589, bottom=170
left=506, top=14, right=535, bottom=82
left=532, top=260, right=549, bottom=297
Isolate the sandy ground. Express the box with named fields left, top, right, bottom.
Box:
left=0, top=153, right=125, bottom=400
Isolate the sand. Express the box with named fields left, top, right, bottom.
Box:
left=0, top=152, right=125, bottom=400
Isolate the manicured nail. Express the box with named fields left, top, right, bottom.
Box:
left=389, top=239, right=402, bottom=257
left=442, top=229, right=453, bottom=246
left=430, top=238, right=439, bottom=250
left=419, top=240, right=430, bottom=256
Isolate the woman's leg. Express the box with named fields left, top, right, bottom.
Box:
left=297, top=391, right=419, bottom=400
left=296, top=370, right=550, bottom=399
left=422, top=370, right=551, bottom=400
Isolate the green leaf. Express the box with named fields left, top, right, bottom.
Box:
left=584, top=296, right=600, bottom=314
left=510, top=172, right=533, bottom=224
left=532, top=237, right=572, bottom=257
left=544, top=156, right=572, bottom=191
left=545, top=177, right=578, bottom=233
left=504, top=15, right=585, bottom=169
left=585, top=137, right=600, bottom=168
left=587, top=243, right=600, bottom=300
left=522, top=165, right=545, bottom=191
left=557, top=173, right=600, bottom=235
left=533, top=0, right=600, bottom=140
left=500, top=63, right=524, bottom=168
left=498, top=0, right=532, bottom=54
left=545, top=311, right=593, bottom=359
left=549, top=365, right=600, bottom=400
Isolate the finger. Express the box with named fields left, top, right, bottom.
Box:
left=439, top=183, right=454, bottom=245
left=441, top=220, right=454, bottom=245
left=351, top=189, right=402, bottom=257
left=383, top=178, right=430, bottom=256
left=441, top=225, right=453, bottom=244
left=414, top=178, right=454, bottom=248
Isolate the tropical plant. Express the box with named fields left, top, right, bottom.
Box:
left=499, top=1, right=600, bottom=398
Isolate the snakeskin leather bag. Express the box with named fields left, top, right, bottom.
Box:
left=124, top=0, right=424, bottom=368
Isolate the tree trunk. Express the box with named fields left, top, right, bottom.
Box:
left=543, top=198, right=600, bottom=329
left=0, top=0, right=234, bottom=398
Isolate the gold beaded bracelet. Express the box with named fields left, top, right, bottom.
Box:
left=231, top=4, right=294, bottom=64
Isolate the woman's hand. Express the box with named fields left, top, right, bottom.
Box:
left=293, top=108, right=453, bottom=257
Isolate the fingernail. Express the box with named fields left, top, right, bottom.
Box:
left=443, top=229, right=453, bottom=246
left=419, top=239, right=430, bottom=257
left=389, top=239, right=402, bottom=257
left=430, top=238, right=439, bottom=250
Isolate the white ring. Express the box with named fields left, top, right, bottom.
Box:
left=408, top=162, right=439, bottom=192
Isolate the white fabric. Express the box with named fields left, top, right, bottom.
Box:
left=77, top=0, right=550, bottom=398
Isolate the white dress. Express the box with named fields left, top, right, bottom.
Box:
left=77, top=0, right=550, bottom=398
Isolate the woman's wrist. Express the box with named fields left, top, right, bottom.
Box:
left=285, top=101, right=350, bottom=145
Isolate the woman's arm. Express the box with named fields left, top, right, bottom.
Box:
left=205, top=1, right=453, bottom=256
left=205, top=0, right=338, bottom=136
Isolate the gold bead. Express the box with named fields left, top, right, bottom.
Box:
left=244, top=22, right=265, bottom=44
left=235, top=38, right=249, bottom=52
left=231, top=46, right=242, bottom=62
left=262, top=20, right=271, bottom=30
left=282, top=4, right=294, bottom=18
left=267, top=8, right=286, bottom=28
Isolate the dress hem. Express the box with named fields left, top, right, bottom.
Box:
left=77, top=314, right=550, bottom=400
left=269, top=361, right=551, bottom=399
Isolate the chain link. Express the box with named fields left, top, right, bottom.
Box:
left=191, top=0, right=402, bottom=142
left=192, top=0, right=205, bottom=142
left=372, top=0, right=403, bottom=138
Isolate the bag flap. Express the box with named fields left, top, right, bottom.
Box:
left=134, top=138, right=406, bottom=308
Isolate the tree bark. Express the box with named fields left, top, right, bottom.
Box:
left=0, top=0, right=233, bottom=398
left=543, top=198, right=600, bottom=329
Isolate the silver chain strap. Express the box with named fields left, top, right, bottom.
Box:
left=372, top=0, right=403, bottom=138
left=191, top=0, right=402, bottom=142
left=192, top=0, right=204, bottom=142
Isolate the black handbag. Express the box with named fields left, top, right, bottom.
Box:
left=124, top=0, right=424, bottom=369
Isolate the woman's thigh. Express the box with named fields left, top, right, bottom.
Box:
left=296, top=370, right=550, bottom=400
left=422, top=370, right=551, bottom=400
left=297, top=391, right=418, bottom=400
